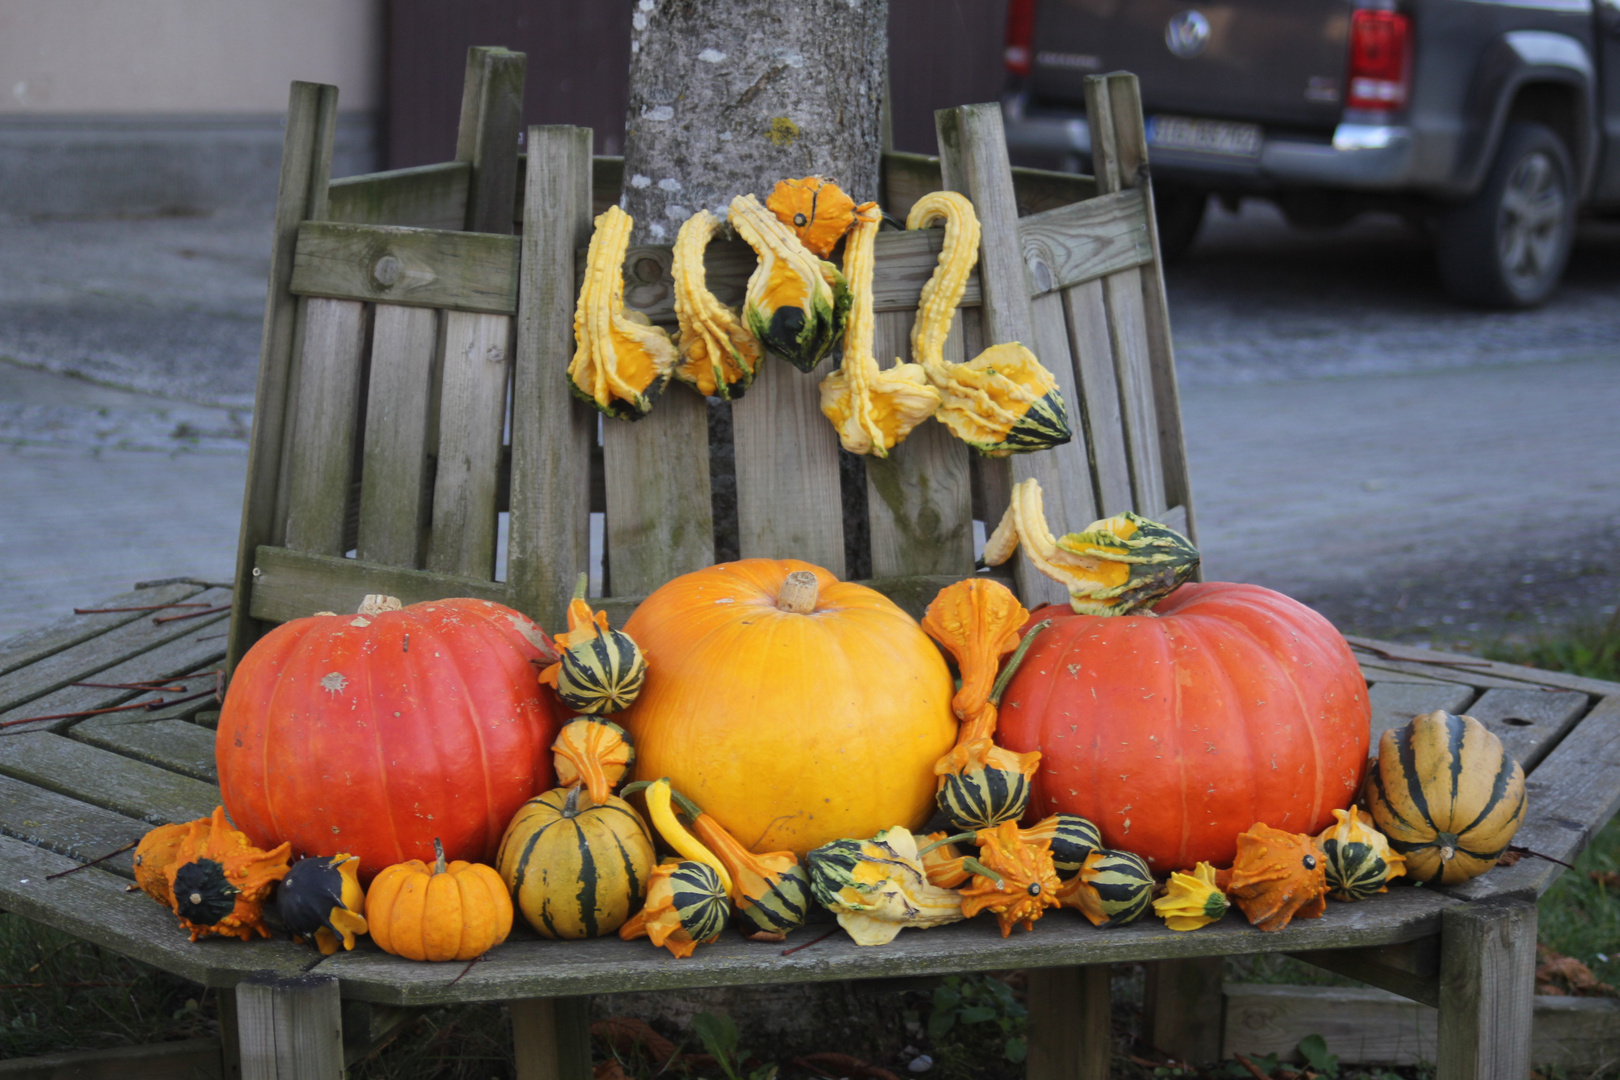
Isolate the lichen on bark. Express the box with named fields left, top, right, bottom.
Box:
left=621, top=0, right=889, bottom=246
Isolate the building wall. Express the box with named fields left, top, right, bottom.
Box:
left=0, top=0, right=384, bottom=217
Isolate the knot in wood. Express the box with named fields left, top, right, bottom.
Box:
left=372, top=254, right=402, bottom=287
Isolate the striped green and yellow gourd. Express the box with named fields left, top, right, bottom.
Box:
left=1021, top=814, right=1102, bottom=877
left=496, top=785, right=655, bottom=939
left=1058, top=848, right=1154, bottom=928
left=938, top=763, right=1030, bottom=832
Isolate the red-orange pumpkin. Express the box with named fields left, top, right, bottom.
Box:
left=218, top=596, right=565, bottom=881
left=997, top=582, right=1370, bottom=872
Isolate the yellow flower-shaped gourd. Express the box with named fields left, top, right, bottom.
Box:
left=570, top=205, right=678, bottom=420
left=730, top=193, right=849, bottom=372
left=1153, top=861, right=1230, bottom=931
left=819, top=201, right=941, bottom=457
left=906, top=191, right=1073, bottom=456
left=983, top=478, right=1200, bottom=616
left=672, top=209, right=762, bottom=399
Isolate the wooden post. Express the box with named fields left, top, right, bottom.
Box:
left=1143, top=956, right=1225, bottom=1065
left=234, top=972, right=344, bottom=1080
left=1437, top=898, right=1537, bottom=1080
left=934, top=103, right=1069, bottom=609
left=509, top=126, right=595, bottom=630
left=455, top=46, right=526, bottom=236
left=511, top=997, right=592, bottom=1080
left=218, top=985, right=244, bottom=1080
left=227, top=81, right=339, bottom=675
left=1026, top=965, right=1111, bottom=1080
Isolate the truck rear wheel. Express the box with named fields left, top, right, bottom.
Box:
left=1153, top=184, right=1208, bottom=262
left=1437, top=122, right=1575, bottom=308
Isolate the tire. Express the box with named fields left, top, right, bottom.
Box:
left=1153, top=185, right=1208, bottom=262
left=1437, top=122, right=1576, bottom=308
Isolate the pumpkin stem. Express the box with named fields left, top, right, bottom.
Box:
left=961, top=857, right=1005, bottom=889
left=777, top=571, right=820, bottom=614
left=989, top=620, right=1052, bottom=706
left=562, top=784, right=583, bottom=817
left=357, top=594, right=404, bottom=616
left=432, top=837, right=447, bottom=875
left=572, top=572, right=589, bottom=602
left=916, top=832, right=977, bottom=857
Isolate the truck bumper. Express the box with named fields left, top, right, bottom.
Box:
left=1004, top=112, right=1417, bottom=191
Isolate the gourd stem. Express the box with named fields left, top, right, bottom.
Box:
left=667, top=786, right=706, bottom=823
left=915, top=832, right=977, bottom=857
left=432, top=837, right=447, bottom=876
left=777, top=571, right=820, bottom=614
left=572, top=572, right=589, bottom=602
left=619, top=780, right=651, bottom=797
left=960, top=857, right=1004, bottom=888
left=989, top=620, right=1053, bottom=706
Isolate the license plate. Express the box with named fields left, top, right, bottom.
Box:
left=1146, top=115, right=1263, bottom=158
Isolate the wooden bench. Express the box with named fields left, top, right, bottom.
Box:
left=2, top=47, right=1616, bottom=1080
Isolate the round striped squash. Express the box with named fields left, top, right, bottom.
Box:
left=555, top=624, right=647, bottom=715
left=938, top=764, right=1029, bottom=832
left=663, top=860, right=730, bottom=945
left=1063, top=848, right=1154, bottom=928
left=497, top=785, right=656, bottom=939
left=1023, top=814, right=1103, bottom=878
left=1362, top=710, right=1526, bottom=885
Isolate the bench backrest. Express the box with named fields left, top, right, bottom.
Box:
left=228, top=52, right=1193, bottom=671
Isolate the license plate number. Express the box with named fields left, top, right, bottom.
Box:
left=1146, top=115, right=1263, bottom=158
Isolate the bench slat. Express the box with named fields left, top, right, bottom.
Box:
left=0, top=587, right=228, bottom=721
left=248, top=547, right=510, bottom=625
left=1368, top=682, right=1478, bottom=743
left=1466, top=687, right=1589, bottom=773
left=356, top=304, right=439, bottom=568
left=291, top=222, right=520, bottom=315
left=0, top=583, right=206, bottom=680
left=328, top=161, right=471, bottom=231
left=72, top=718, right=219, bottom=784
left=1349, top=636, right=1620, bottom=697
left=1101, top=266, right=1166, bottom=517
left=283, top=298, right=369, bottom=556
left=0, top=732, right=219, bottom=826
left=0, top=774, right=149, bottom=878
left=864, top=309, right=974, bottom=578
left=426, top=311, right=512, bottom=579
left=1062, top=280, right=1133, bottom=516
left=1030, top=288, right=1101, bottom=525
left=1018, top=187, right=1153, bottom=296
left=602, top=392, right=716, bottom=597
left=314, top=884, right=1458, bottom=1007
left=0, top=834, right=315, bottom=987
left=1353, top=653, right=1563, bottom=692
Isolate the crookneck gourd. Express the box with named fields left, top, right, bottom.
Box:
left=958, top=821, right=1062, bottom=937
left=819, top=201, right=940, bottom=457
left=367, top=838, right=513, bottom=961
left=1152, top=862, right=1230, bottom=931
left=729, top=194, right=849, bottom=372
left=672, top=209, right=762, bottom=399
left=1056, top=848, right=1154, bottom=928
left=570, top=204, right=678, bottom=419
left=1362, top=710, right=1526, bottom=885
left=619, top=561, right=957, bottom=858
left=276, top=853, right=368, bottom=954
left=164, top=806, right=292, bottom=942
left=1217, top=823, right=1329, bottom=932
left=905, top=190, right=1073, bottom=456
left=767, top=175, right=858, bottom=259
left=807, top=826, right=967, bottom=946
left=551, top=717, right=635, bottom=806
left=618, top=859, right=730, bottom=959
left=497, top=784, right=655, bottom=939
left=539, top=578, right=647, bottom=716
left=988, top=478, right=1372, bottom=870
left=1316, top=806, right=1407, bottom=900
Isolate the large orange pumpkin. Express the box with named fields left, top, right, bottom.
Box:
left=619, top=560, right=957, bottom=857
left=997, top=582, right=1370, bottom=872
left=218, top=596, right=565, bottom=881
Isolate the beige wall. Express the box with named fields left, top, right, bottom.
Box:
left=0, top=0, right=382, bottom=114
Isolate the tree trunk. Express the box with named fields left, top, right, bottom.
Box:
left=622, top=0, right=890, bottom=245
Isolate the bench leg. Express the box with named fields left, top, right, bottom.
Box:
left=234, top=972, right=344, bottom=1080
left=1026, top=964, right=1110, bottom=1080
left=512, top=996, right=592, bottom=1080
left=1437, top=898, right=1537, bottom=1080
left=1143, top=957, right=1225, bottom=1065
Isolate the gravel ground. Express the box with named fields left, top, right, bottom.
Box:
left=0, top=197, right=1616, bottom=647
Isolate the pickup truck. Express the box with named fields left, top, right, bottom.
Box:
left=1002, top=0, right=1620, bottom=307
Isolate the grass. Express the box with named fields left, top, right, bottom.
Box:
left=1485, top=616, right=1620, bottom=683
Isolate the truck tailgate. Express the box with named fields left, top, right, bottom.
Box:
left=1031, top=0, right=1354, bottom=130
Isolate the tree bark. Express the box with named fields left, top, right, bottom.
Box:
left=621, top=0, right=890, bottom=246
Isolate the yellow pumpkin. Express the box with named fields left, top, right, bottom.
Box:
left=619, top=560, right=957, bottom=857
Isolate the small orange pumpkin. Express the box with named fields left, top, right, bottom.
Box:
left=1216, top=823, right=1329, bottom=932
left=365, top=838, right=512, bottom=961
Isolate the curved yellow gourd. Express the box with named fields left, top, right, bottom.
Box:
left=819, top=202, right=940, bottom=456
left=905, top=191, right=1074, bottom=456
left=672, top=210, right=762, bottom=399
left=570, top=205, right=678, bottom=420
left=729, top=194, right=849, bottom=372
left=644, top=778, right=733, bottom=897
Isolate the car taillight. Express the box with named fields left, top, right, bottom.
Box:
left=1005, top=0, right=1036, bottom=77
left=1347, top=9, right=1411, bottom=110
